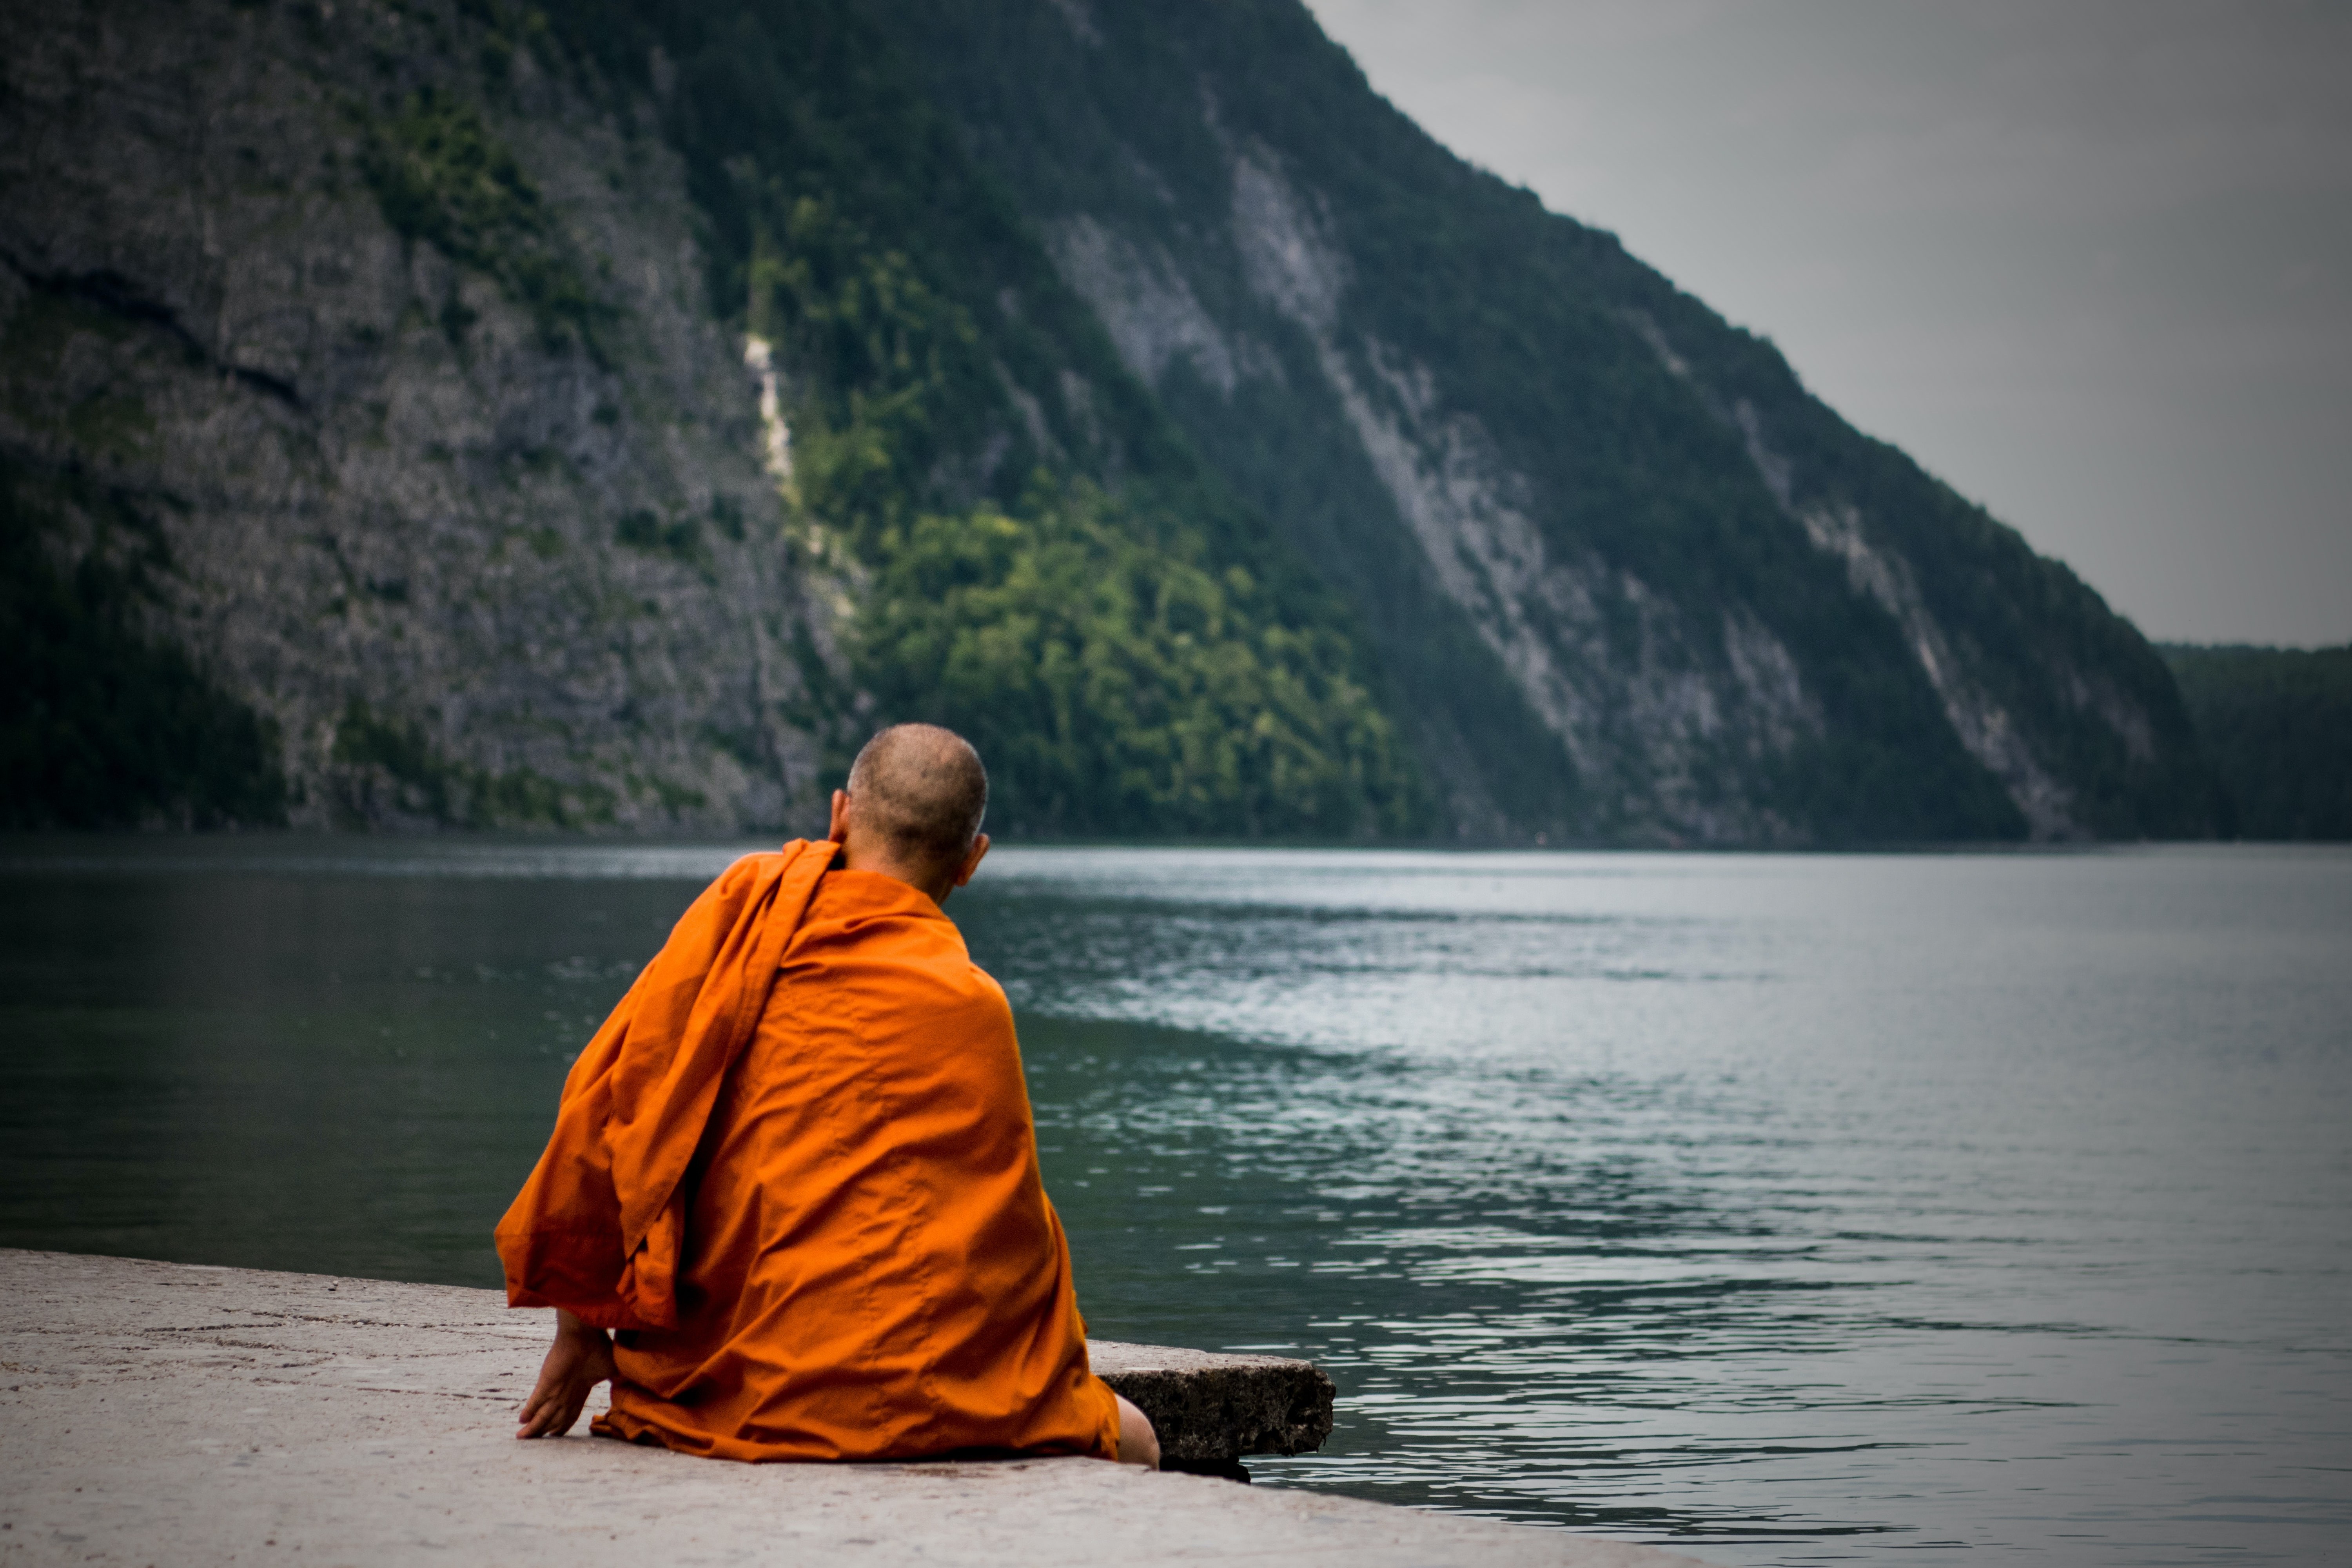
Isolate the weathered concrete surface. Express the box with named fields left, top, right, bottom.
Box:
left=1089, top=1340, right=1334, bottom=1470
left=0, top=1249, right=1710, bottom=1566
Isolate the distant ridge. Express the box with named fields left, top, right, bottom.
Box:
left=2161, top=644, right=2351, bottom=840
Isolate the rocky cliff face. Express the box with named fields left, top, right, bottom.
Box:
left=884, top=0, right=2214, bottom=843
left=0, top=0, right=834, bottom=829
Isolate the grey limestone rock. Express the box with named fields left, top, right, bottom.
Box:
left=0, top=0, right=841, bottom=831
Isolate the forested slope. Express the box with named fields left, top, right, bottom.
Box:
left=2163, top=645, right=2351, bottom=840
left=0, top=0, right=2217, bottom=842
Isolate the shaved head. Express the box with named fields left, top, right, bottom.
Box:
left=844, top=724, right=989, bottom=872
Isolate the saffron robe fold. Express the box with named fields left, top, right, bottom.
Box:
left=494, top=843, right=1118, bottom=1462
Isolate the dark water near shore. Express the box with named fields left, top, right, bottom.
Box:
left=3, top=840, right=2347, bottom=1564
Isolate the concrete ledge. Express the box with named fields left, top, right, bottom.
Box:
left=0, top=1249, right=1710, bottom=1566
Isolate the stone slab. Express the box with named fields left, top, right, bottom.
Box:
left=1088, top=1340, right=1334, bottom=1468
left=0, top=1249, right=1710, bottom=1567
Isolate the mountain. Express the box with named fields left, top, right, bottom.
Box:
left=0, top=0, right=2217, bottom=842
left=876, top=0, right=2218, bottom=843
left=2161, top=644, right=2352, bottom=840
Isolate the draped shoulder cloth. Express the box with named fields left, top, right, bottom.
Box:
left=494, top=840, right=835, bottom=1330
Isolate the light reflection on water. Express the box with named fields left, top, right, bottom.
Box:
left=2, top=839, right=2347, bottom=1564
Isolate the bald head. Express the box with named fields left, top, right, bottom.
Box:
left=842, top=724, right=989, bottom=876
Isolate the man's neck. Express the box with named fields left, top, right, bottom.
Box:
left=833, top=840, right=954, bottom=906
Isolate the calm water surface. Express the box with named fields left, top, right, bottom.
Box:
left=2, top=840, right=2347, bottom=1564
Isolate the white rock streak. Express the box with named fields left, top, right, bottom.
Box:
left=742, top=333, right=793, bottom=489
left=1047, top=216, right=1245, bottom=395
left=1794, top=494, right=2077, bottom=839
left=1229, top=152, right=1593, bottom=749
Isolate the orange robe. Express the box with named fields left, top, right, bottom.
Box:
left=494, top=840, right=1119, bottom=1462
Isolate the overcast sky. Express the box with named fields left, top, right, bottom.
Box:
left=1304, top=0, right=2350, bottom=647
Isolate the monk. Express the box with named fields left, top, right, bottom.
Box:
left=494, top=723, right=1159, bottom=1468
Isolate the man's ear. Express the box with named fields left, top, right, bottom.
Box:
left=828, top=788, right=851, bottom=845
left=951, top=833, right=990, bottom=888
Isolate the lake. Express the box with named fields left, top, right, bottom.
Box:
left=2, top=839, right=2346, bottom=1564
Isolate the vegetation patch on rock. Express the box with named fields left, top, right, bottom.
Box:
left=359, top=86, right=610, bottom=357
